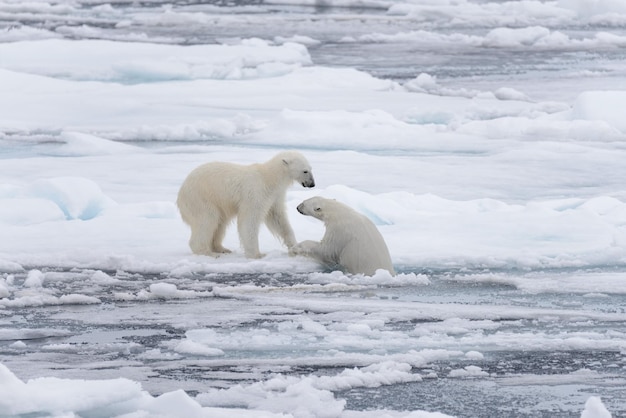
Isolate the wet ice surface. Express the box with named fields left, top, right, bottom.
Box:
left=1, top=267, right=625, bottom=416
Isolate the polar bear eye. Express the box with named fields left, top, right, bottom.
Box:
left=314, top=207, right=321, bottom=212
left=303, top=170, right=309, bottom=174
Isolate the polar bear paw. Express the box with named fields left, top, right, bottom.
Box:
left=290, top=240, right=319, bottom=256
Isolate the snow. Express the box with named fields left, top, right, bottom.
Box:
left=0, top=38, right=311, bottom=82
left=573, top=90, right=626, bottom=132
left=1, top=0, right=625, bottom=416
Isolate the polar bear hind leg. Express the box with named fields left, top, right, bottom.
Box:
left=188, top=218, right=214, bottom=255
left=211, top=216, right=232, bottom=254
left=188, top=208, right=232, bottom=256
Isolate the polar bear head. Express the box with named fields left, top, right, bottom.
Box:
left=279, top=151, right=315, bottom=188
left=297, top=196, right=328, bottom=221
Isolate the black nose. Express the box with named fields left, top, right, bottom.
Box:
left=297, top=203, right=304, bottom=214
left=302, top=181, right=315, bottom=188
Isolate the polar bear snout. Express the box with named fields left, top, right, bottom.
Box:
left=296, top=198, right=323, bottom=219
left=298, top=169, right=315, bottom=188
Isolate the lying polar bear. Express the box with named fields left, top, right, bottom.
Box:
left=291, top=196, right=395, bottom=276
left=177, top=151, right=315, bottom=258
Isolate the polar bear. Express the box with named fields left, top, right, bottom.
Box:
left=177, top=151, right=315, bottom=258
left=291, top=197, right=395, bottom=276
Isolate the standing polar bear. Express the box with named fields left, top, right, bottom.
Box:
left=291, top=197, right=395, bottom=276
left=177, top=151, right=315, bottom=258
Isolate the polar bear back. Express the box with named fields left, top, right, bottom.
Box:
left=180, top=162, right=264, bottom=216
left=324, top=202, right=395, bottom=276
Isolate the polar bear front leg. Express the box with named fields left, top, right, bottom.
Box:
left=290, top=240, right=318, bottom=256
left=265, top=203, right=297, bottom=248
left=291, top=240, right=343, bottom=271
left=290, top=240, right=333, bottom=264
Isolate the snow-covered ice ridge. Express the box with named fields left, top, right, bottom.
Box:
left=1, top=0, right=626, bottom=416
left=2, top=55, right=626, bottom=272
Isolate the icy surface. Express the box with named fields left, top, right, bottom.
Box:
left=1, top=0, right=626, bottom=416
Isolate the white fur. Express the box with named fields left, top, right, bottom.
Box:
left=291, top=197, right=395, bottom=276
left=177, top=151, right=315, bottom=258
